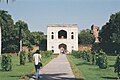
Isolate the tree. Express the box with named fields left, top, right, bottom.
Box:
left=78, top=29, right=94, bottom=45
left=0, top=10, right=17, bottom=53
left=14, top=20, right=32, bottom=47
left=31, top=31, right=45, bottom=45
left=39, top=36, right=47, bottom=51
left=0, top=10, right=47, bottom=53
left=100, top=11, right=120, bottom=54
left=30, top=31, right=47, bottom=51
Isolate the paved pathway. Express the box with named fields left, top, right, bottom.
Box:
left=30, top=54, right=75, bottom=80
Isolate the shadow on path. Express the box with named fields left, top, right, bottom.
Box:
left=31, top=73, right=84, bottom=80
left=102, top=76, right=117, bottom=80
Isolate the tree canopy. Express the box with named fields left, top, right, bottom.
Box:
left=0, top=10, right=46, bottom=53
left=14, top=20, right=33, bottom=46
left=0, top=10, right=16, bottom=53
left=78, top=29, right=94, bottom=45
left=1, top=9, right=120, bottom=54
left=100, top=11, right=120, bottom=54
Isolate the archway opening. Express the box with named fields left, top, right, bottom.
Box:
left=58, top=30, right=67, bottom=39
left=59, top=43, right=67, bottom=54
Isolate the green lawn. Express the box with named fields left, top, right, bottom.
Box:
left=0, top=54, right=57, bottom=80
left=67, top=55, right=118, bottom=80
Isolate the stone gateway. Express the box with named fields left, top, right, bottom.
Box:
left=47, top=24, right=78, bottom=54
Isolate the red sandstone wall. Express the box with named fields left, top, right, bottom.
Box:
left=78, top=44, right=92, bottom=51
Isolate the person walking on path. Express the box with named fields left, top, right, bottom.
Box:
left=33, top=50, right=42, bottom=80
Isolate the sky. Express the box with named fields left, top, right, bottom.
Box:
left=0, top=0, right=120, bottom=34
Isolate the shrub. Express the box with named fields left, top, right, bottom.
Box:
left=40, top=51, right=45, bottom=58
left=71, top=50, right=81, bottom=58
left=91, top=51, right=96, bottom=64
left=71, top=50, right=91, bottom=61
left=1, top=55, right=12, bottom=71
left=80, top=51, right=91, bottom=62
left=28, top=52, right=33, bottom=62
left=114, top=54, right=120, bottom=78
left=19, top=51, right=26, bottom=65
left=40, top=50, right=53, bottom=58
left=96, top=50, right=108, bottom=69
left=45, top=51, right=52, bottom=58
left=71, top=50, right=108, bottom=69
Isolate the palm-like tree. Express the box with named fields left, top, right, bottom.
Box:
left=0, top=10, right=14, bottom=53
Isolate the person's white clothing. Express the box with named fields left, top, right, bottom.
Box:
left=33, top=53, right=41, bottom=65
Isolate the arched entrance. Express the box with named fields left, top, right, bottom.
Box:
left=59, top=43, right=67, bottom=54
left=58, top=30, right=67, bottom=39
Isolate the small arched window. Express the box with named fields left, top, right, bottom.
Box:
left=52, top=50, right=54, bottom=53
left=71, top=35, right=74, bottom=39
left=52, top=46, right=54, bottom=48
left=51, top=32, right=54, bottom=39
left=51, top=35, right=54, bottom=39
left=71, top=32, right=74, bottom=34
left=72, top=46, right=74, bottom=50
left=52, top=32, right=54, bottom=34
left=72, top=46, right=74, bottom=48
left=52, top=46, right=54, bottom=52
left=71, top=32, right=74, bottom=39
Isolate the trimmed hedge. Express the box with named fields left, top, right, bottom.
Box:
left=1, top=55, right=12, bottom=71
left=28, top=52, right=33, bottom=62
left=96, top=50, right=108, bottom=69
left=40, top=50, right=53, bottom=58
left=114, top=54, right=120, bottom=78
left=19, top=51, right=26, bottom=65
left=71, top=50, right=108, bottom=69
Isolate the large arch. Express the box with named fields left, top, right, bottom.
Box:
left=59, top=43, right=67, bottom=54
left=58, top=30, right=67, bottom=39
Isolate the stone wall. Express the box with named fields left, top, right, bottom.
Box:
left=78, top=44, right=92, bottom=51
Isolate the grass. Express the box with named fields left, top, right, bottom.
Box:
left=0, top=54, right=57, bottom=80
left=67, top=55, right=118, bottom=80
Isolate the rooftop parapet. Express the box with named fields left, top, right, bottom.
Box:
left=47, top=24, right=77, bottom=27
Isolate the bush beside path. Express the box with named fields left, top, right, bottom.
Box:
left=67, top=55, right=117, bottom=80
left=0, top=51, right=56, bottom=80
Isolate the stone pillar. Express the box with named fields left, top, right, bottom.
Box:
left=0, top=26, right=1, bottom=55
